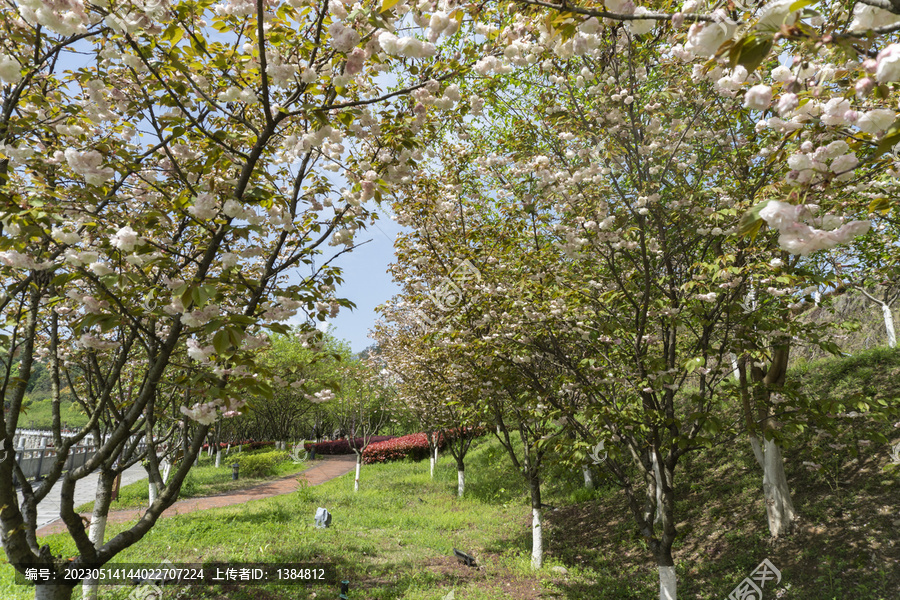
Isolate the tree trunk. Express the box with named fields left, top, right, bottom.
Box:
left=750, top=435, right=796, bottom=537
left=529, top=474, right=542, bottom=569
left=215, top=448, right=221, bottom=468
left=658, top=564, right=677, bottom=600
left=432, top=444, right=439, bottom=479
left=743, top=338, right=797, bottom=538
left=354, top=455, right=361, bottom=492
left=582, top=464, right=594, bottom=490
left=457, top=461, right=465, bottom=497
left=82, top=472, right=113, bottom=600
left=651, top=452, right=664, bottom=527
left=36, top=584, right=75, bottom=600
left=882, top=302, right=897, bottom=348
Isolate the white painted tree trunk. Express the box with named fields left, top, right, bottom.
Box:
left=730, top=353, right=740, bottom=380
left=457, top=469, right=465, bottom=496
left=658, top=565, right=677, bottom=600
left=651, top=452, right=664, bottom=527
left=81, top=511, right=107, bottom=600
left=354, top=458, right=361, bottom=492
left=161, top=461, right=171, bottom=484
left=148, top=480, right=158, bottom=504
left=215, top=449, right=221, bottom=468
left=429, top=456, right=435, bottom=479
left=750, top=435, right=796, bottom=537
left=882, top=302, right=897, bottom=348
left=531, top=507, right=543, bottom=569
left=82, top=474, right=112, bottom=600
left=36, top=584, right=73, bottom=600
left=582, top=464, right=594, bottom=490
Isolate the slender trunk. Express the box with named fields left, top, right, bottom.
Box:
left=433, top=444, right=439, bottom=478
left=82, top=472, right=113, bottom=600
left=651, top=452, right=664, bottom=527
left=354, top=455, right=361, bottom=492
left=529, top=473, right=542, bottom=569
left=215, top=448, right=221, bottom=468
left=582, top=464, right=594, bottom=490
left=751, top=434, right=796, bottom=537
left=744, top=340, right=797, bottom=538
left=457, top=461, right=465, bottom=497
left=147, top=458, right=161, bottom=505
left=882, top=302, right=896, bottom=348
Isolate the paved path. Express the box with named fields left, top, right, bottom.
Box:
left=20, top=462, right=151, bottom=530
left=35, top=456, right=356, bottom=537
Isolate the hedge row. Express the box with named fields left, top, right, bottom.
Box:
left=304, top=436, right=395, bottom=455
left=363, top=427, right=487, bottom=464
left=362, top=433, right=431, bottom=464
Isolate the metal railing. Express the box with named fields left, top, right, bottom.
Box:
left=12, top=443, right=148, bottom=483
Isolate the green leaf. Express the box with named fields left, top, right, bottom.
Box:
left=684, top=357, right=705, bottom=374
left=738, top=202, right=769, bottom=239
left=730, top=34, right=774, bottom=73
left=788, top=0, right=814, bottom=11
left=380, top=0, right=401, bottom=13
left=181, top=286, right=194, bottom=310
left=162, top=24, right=184, bottom=45
left=873, top=117, right=900, bottom=158
left=213, top=329, right=230, bottom=355
left=868, top=197, right=893, bottom=214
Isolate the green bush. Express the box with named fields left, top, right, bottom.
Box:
left=233, top=450, right=289, bottom=477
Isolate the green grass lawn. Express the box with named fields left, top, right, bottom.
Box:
left=2, top=427, right=897, bottom=600
left=76, top=450, right=310, bottom=513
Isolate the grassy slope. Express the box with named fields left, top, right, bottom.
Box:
left=1, top=349, right=898, bottom=599
left=17, top=395, right=89, bottom=430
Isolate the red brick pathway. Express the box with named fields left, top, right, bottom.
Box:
left=36, top=455, right=356, bottom=537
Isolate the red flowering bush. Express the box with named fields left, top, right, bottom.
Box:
left=363, top=433, right=431, bottom=464
left=304, top=436, right=395, bottom=455
left=362, top=427, right=488, bottom=464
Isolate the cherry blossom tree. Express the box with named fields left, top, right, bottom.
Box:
left=332, top=354, right=392, bottom=492
left=380, top=9, right=891, bottom=599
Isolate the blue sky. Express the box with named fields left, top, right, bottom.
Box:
left=322, top=207, right=405, bottom=353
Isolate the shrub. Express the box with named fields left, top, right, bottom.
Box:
left=233, top=450, right=289, bottom=477
left=304, top=436, right=395, bottom=455
left=363, top=433, right=430, bottom=464
left=362, top=428, right=488, bottom=464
